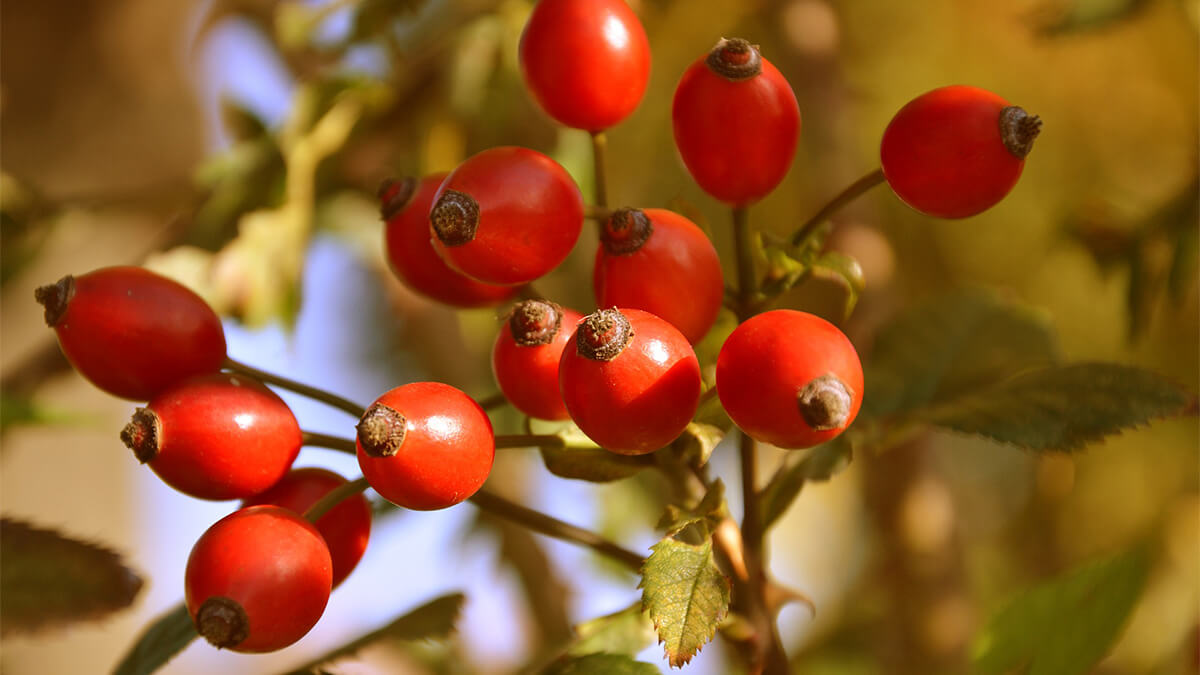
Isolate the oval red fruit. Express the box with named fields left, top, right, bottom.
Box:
left=492, top=299, right=583, bottom=420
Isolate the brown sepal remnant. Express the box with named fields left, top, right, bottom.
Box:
left=378, top=177, right=419, bottom=221
left=507, top=299, right=563, bottom=347
left=196, top=596, right=249, bottom=649
left=705, top=38, right=762, bottom=81
left=797, top=374, right=854, bottom=431
left=34, top=275, right=76, bottom=327
left=601, top=208, right=654, bottom=255
left=999, top=106, right=1042, bottom=159
left=430, top=189, right=481, bottom=246
left=356, top=403, right=408, bottom=458
left=120, top=408, right=163, bottom=463
left=576, top=308, right=634, bottom=362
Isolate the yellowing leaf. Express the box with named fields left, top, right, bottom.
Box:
left=640, top=538, right=730, bottom=667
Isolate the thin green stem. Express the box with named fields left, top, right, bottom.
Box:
left=303, top=477, right=370, bottom=522
left=494, top=434, right=565, bottom=450
left=302, top=430, right=358, bottom=454
left=789, top=168, right=886, bottom=247
left=469, top=490, right=643, bottom=572
left=591, top=131, right=609, bottom=209
left=224, top=357, right=365, bottom=417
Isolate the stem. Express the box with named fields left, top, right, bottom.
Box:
left=584, top=204, right=613, bottom=221
left=469, top=490, right=643, bottom=572
left=789, top=168, right=886, bottom=247
left=302, top=431, right=358, bottom=454
left=223, top=357, right=365, bottom=417
left=494, top=434, right=565, bottom=450
left=477, top=392, right=508, bottom=411
left=303, top=477, right=370, bottom=522
left=732, top=206, right=756, bottom=320
left=591, top=131, right=609, bottom=209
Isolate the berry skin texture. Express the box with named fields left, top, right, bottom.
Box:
left=492, top=300, right=584, bottom=420
left=120, top=373, right=302, bottom=500
left=593, top=208, right=724, bottom=344
left=356, top=382, right=495, bottom=510
left=716, top=310, right=863, bottom=449
left=34, top=266, right=226, bottom=401
left=381, top=175, right=518, bottom=308
left=243, top=468, right=372, bottom=588
left=880, top=85, right=1041, bottom=219
left=429, top=147, right=584, bottom=286
left=185, top=505, right=332, bottom=652
left=672, top=38, right=801, bottom=207
left=519, top=0, right=651, bottom=132
left=559, top=308, right=702, bottom=455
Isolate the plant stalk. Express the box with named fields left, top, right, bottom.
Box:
left=302, top=431, right=359, bottom=454
left=591, top=131, right=609, bottom=209
left=789, top=168, right=886, bottom=247
left=224, top=357, right=365, bottom=417
left=303, top=477, right=370, bottom=522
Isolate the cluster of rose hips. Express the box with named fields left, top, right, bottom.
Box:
left=33, top=0, right=1038, bottom=659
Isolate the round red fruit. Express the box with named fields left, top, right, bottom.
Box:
left=492, top=299, right=583, bottom=420
left=559, top=308, right=701, bottom=454
left=593, top=208, right=724, bottom=344
left=716, top=310, right=863, bottom=449
left=243, top=468, right=371, bottom=587
left=34, top=266, right=226, bottom=400
left=429, top=147, right=583, bottom=285
left=120, top=373, right=302, bottom=500
left=186, top=505, right=332, bottom=652
left=381, top=175, right=518, bottom=307
left=672, top=38, right=800, bottom=206
left=880, top=85, right=1041, bottom=218
left=356, top=382, right=494, bottom=510
left=519, top=0, right=651, bottom=131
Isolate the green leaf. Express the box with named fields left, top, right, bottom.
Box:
left=0, top=394, right=91, bottom=432
left=863, top=288, right=1060, bottom=420
left=284, top=593, right=465, bottom=674
left=112, top=603, right=196, bottom=675
left=543, top=653, right=660, bottom=675
left=529, top=418, right=653, bottom=482
left=668, top=422, right=726, bottom=469
left=0, top=519, right=143, bottom=635
left=656, top=479, right=727, bottom=537
left=640, top=538, right=730, bottom=667
left=811, top=251, right=865, bottom=319
left=567, top=603, right=657, bottom=658
left=759, top=435, right=853, bottom=530
left=920, top=363, right=1197, bottom=451
left=972, top=544, right=1151, bottom=675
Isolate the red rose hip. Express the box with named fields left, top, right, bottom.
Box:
left=381, top=175, right=518, bottom=307
left=880, top=85, right=1041, bottom=218
left=716, top=310, right=863, bottom=449
left=593, top=208, right=724, bottom=344
left=34, top=266, right=226, bottom=400
left=185, top=505, right=332, bottom=652
left=672, top=38, right=801, bottom=206
left=430, top=147, right=583, bottom=285
left=120, top=373, right=302, bottom=500
left=519, top=0, right=651, bottom=132
left=243, top=467, right=372, bottom=587
left=356, top=382, right=495, bottom=510
left=491, top=299, right=583, bottom=420
left=559, top=308, right=702, bottom=454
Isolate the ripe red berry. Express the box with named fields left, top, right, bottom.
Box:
left=593, top=208, right=724, bottom=344
left=243, top=468, right=371, bottom=588
left=185, top=505, right=332, bottom=652
left=519, top=0, right=651, bottom=132
left=559, top=308, right=701, bottom=454
left=34, top=266, right=226, bottom=401
left=880, top=85, right=1041, bottom=218
left=429, top=147, right=584, bottom=286
left=356, top=382, right=494, bottom=510
left=381, top=175, right=519, bottom=307
left=120, top=373, right=302, bottom=500
left=716, top=310, right=863, bottom=449
left=491, top=299, right=583, bottom=421
left=672, top=38, right=801, bottom=206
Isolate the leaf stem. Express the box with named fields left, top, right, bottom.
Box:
left=223, top=357, right=365, bottom=417
left=789, top=168, right=886, bottom=247
left=303, top=477, right=370, bottom=522
left=469, top=489, right=643, bottom=572
left=591, top=131, right=609, bottom=210
left=302, top=430, right=358, bottom=454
